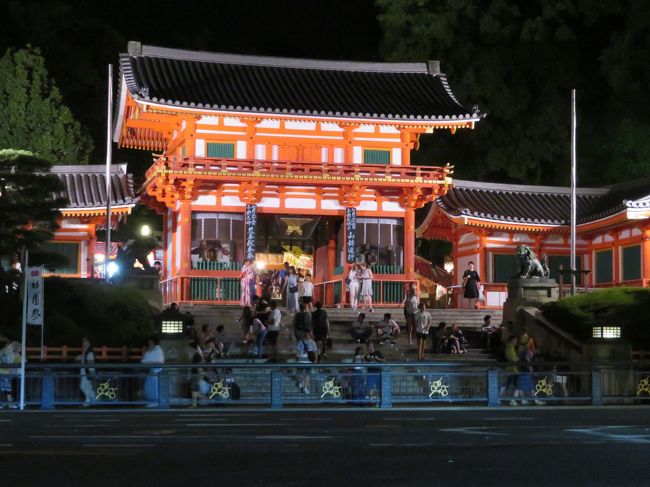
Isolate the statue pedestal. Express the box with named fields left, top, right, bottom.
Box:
left=502, top=278, right=559, bottom=332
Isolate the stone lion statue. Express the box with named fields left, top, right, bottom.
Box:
left=516, top=245, right=550, bottom=278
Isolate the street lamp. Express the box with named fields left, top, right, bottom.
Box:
left=140, top=224, right=152, bottom=237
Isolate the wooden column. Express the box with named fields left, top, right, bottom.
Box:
left=643, top=227, right=650, bottom=287
left=479, top=231, right=488, bottom=289
left=87, top=224, right=96, bottom=278
left=400, top=129, right=411, bottom=165
left=179, top=200, right=192, bottom=302
left=612, top=232, right=620, bottom=284
left=342, top=125, right=356, bottom=163
left=244, top=119, right=258, bottom=159
left=404, top=207, right=416, bottom=281
left=326, top=237, right=336, bottom=304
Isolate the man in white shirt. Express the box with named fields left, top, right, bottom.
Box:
left=414, top=303, right=432, bottom=361
left=142, top=335, right=165, bottom=403
left=376, top=312, right=401, bottom=344
left=266, top=300, right=282, bottom=361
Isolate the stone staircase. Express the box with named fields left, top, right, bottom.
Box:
left=179, top=304, right=502, bottom=363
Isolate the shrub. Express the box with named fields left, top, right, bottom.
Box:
left=0, top=278, right=155, bottom=347
left=541, top=287, right=650, bottom=348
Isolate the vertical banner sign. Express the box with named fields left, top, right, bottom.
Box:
left=345, top=207, right=357, bottom=263
left=26, top=266, right=44, bottom=325
left=245, top=204, right=257, bottom=261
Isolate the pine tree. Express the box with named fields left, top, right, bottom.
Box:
left=0, top=149, right=67, bottom=257
left=0, top=45, right=93, bottom=164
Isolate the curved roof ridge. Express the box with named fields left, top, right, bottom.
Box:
left=452, top=179, right=609, bottom=196
left=129, top=41, right=430, bottom=74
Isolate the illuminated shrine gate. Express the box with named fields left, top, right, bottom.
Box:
left=113, top=41, right=482, bottom=306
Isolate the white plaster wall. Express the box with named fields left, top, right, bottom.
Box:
left=490, top=232, right=509, bottom=241
left=632, top=227, right=642, bottom=236
left=236, top=141, right=247, bottom=159
left=620, top=229, right=630, bottom=239
left=258, top=197, right=281, bottom=208
left=192, top=195, right=217, bottom=206
left=285, top=198, right=317, bottom=209
left=221, top=196, right=246, bottom=207
left=286, top=120, right=316, bottom=130
left=321, top=123, right=344, bottom=132
left=354, top=125, right=374, bottom=133
left=593, top=235, right=603, bottom=244
left=195, top=139, right=205, bottom=157
left=357, top=200, right=378, bottom=211
left=353, top=146, right=362, bottom=164
left=459, top=233, right=479, bottom=244
left=379, top=125, right=400, bottom=134
left=513, top=233, right=534, bottom=242
left=382, top=201, right=403, bottom=212
left=333, top=148, right=344, bottom=163
left=391, top=148, right=402, bottom=165
left=321, top=147, right=329, bottom=163
left=257, top=120, right=280, bottom=128
left=224, top=117, right=245, bottom=127
left=322, top=199, right=344, bottom=211
left=272, top=145, right=279, bottom=161
left=604, top=234, right=614, bottom=242
left=255, top=144, right=266, bottom=160
left=198, top=115, right=219, bottom=125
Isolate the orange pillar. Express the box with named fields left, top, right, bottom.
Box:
left=404, top=207, right=416, bottom=281
left=343, top=125, right=355, bottom=163
left=245, top=119, right=257, bottom=159
left=326, top=238, right=336, bottom=305
left=179, top=200, right=192, bottom=302
left=87, top=224, right=96, bottom=278
left=400, top=129, right=411, bottom=165
left=643, top=227, right=650, bottom=287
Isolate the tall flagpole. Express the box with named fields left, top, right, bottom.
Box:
left=570, top=89, right=577, bottom=296
left=105, top=64, right=113, bottom=280
left=19, top=248, right=29, bottom=410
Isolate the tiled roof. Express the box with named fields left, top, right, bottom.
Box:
left=50, top=164, right=136, bottom=210
left=119, top=41, right=482, bottom=122
left=426, top=178, right=650, bottom=228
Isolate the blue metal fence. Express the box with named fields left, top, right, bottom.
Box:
left=1, top=362, right=650, bottom=410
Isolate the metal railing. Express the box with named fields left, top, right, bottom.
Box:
left=2, top=361, right=650, bottom=410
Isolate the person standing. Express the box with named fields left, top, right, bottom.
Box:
left=285, top=266, right=299, bottom=316
left=141, top=335, right=165, bottom=404
left=77, top=337, right=95, bottom=406
left=266, top=300, right=282, bottom=361
left=348, top=263, right=361, bottom=310
left=462, top=261, right=481, bottom=309
left=249, top=315, right=268, bottom=359
left=414, top=303, right=432, bottom=361
left=311, top=301, right=331, bottom=359
left=240, top=259, right=254, bottom=307
left=359, top=262, right=374, bottom=312
left=0, top=340, right=20, bottom=408
left=402, top=282, right=419, bottom=345
left=301, top=274, right=314, bottom=312
left=292, top=303, right=313, bottom=341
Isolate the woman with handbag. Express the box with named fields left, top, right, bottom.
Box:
left=285, top=266, right=299, bottom=316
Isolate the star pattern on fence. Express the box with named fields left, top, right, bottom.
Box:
left=321, top=378, right=342, bottom=398
left=209, top=379, right=230, bottom=399
left=428, top=377, right=449, bottom=398
left=636, top=377, right=650, bottom=396
left=95, top=381, right=117, bottom=400
left=534, top=376, right=554, bottom=397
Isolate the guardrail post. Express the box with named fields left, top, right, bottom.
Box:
left=380, top=369, right=392, bottom=408
left=592, top=367, right=603, bottom=406
left=487, top=369, right=500, bottom=407
left=271, top=371, right=283, bottom=409
left=158, top=370, right=170, bottom=409
left=41, top=368, right=54, bottom=410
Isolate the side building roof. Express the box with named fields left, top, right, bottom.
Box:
left=118, top=41, right=482, bottom=123
left=417, top=178, right=650, bottom=235
left=50, top=164, right=137, bottom=213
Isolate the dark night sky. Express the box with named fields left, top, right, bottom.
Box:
left=1, top=0, right=381, bottom=178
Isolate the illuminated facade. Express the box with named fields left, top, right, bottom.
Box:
left=113, top=42, right=482, bottom=305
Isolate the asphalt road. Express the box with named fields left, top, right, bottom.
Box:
left=1, top=407, right=650, bottom=486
